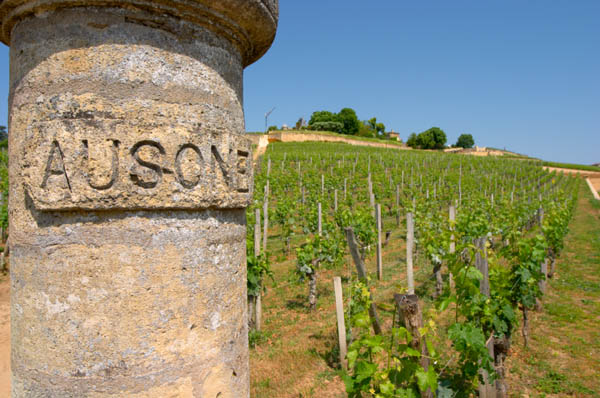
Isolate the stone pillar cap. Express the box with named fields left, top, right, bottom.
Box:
left=0, top=0, right=278, bottom=66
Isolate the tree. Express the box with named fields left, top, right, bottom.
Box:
left=406, top=133, right=418, bottom=148
left=420, top=127, right=446, bottom=149
left=366, top=117, right=386, bottom=136
left=455, top=134, right=475, bottom=149
left=406, top=128, right=447, bottom=149
left=0, top=126, right=6, bottom=141
left=308, top=109, right=385, bottom=136
left=309, top=111, right=338, bottom=126
left=358, top=121, right=376, bottom=138
left=367, top=117, right=377, bottom=131
left=413, top=127, right=446, bottom=149
left=310, top=121, right=344, bottom=133
left=337, top=108, right=360, bottom=135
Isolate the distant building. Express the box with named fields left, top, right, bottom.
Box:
left=295, top=117, right=307, bottom=129
left=388, top=131, right=400, bottom=141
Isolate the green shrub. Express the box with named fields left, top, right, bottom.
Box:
left=309, top=121, right=344, bottom=133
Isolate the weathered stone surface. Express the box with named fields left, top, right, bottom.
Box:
left=11, top=210, right=249, bottom=397
left=23, top=119, right=252, bottom=210
left=0, top=0, right=278, bottom=66
left=1, top=1, right=278, bottom=397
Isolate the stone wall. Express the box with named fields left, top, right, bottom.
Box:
left=268, top=131, right=409, bottom=150
left=246, top=134, right=266, bottom=146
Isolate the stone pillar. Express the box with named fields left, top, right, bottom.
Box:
left=1, top=1, right=278, bottom=396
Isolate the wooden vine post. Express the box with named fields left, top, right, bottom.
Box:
left=493, top=334, right=510, bottom=398
left=263, top=185, right=269, bottom=253
left=537, top=207, right=548, bottom=301
left=249, top=208, right=262, bottom=331
left=475, top=237, right=490, bottom=297
left=406, top=212, right=415, bottom=294
left=474, top=237, right=502, bottom=397
left=478, top=335, right=495, bottom=398
left=448, top=204, right=456, bottom=290
left=369, top=193, right=375, bottom=217
left=376, top=204, right=383, bottom=280
left=401, top=170, right=404, bottom=189
left=334, top=189, right=338, bottom=212
left=394, top=294, right=432, bottom=398
left=333, top=276, right=348, bottom=369
left=458, top=165, right=462, bottom=206
left=540, top=258, right=548, bottom=294
left=368, top=173, right=374, bottom=214
left=318, top=202, right=322, bottom=236
left=344, top=178, right=348, bottom=200
left=345, top=227, right=382, bottom=335
left=308, top=258, right=319, bottom=311
left=431, top=207, right=442, bottom=298
left=254, top=208, right=261, bottom=258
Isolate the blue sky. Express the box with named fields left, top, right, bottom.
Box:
left=1, top=1, right=599, bottom=164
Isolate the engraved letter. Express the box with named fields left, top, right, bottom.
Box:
left=235, top=149, right=250, bottom=192
left=41, top=140, right=71, bottom=191
left=211, top=144, right=232, bottom=187
left=129, top=140, right=165, bottom=189
left=175, top=144, right=203, bottom=189
left=83, top=139, right=120, bottom=190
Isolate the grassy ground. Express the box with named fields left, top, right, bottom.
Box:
left=504, top=184, right=600, bottom=397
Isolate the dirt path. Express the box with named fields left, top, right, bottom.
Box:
left=0, top=275, right=9, bottom=396
left=543, top=166, right=600, bottom=178
left=505, top=183, right=600, bottom=395
left=590, top=177, right=600, bottom=193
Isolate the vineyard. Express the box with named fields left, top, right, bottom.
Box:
left=245, top=142, right=591, bottom=397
